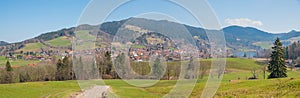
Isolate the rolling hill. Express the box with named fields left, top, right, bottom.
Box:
left=0, top=17, right=300, bottom=54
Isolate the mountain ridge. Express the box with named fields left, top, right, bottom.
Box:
left=0, top=41, right=9, bottom=46
left=0, top=17, right=300, bottom=54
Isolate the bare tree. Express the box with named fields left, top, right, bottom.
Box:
left=249, top=68, right=258, bottom=79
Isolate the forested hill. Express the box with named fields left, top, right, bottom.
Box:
left=0, top=18, right=300, bottom=54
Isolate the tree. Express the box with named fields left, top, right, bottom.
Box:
left=105, top=51, right=112, bottom=75
left=96, top=51, right=113, bottom=78
left=2, top=60, right=14, bottom=83
left=249, top=68, right=258, bottom=79
left=55, top=59, right=64, bottom=80
left=152, top=56, right=164, bottom=79
left=185, top=57, right=196, bottom=79
left=75, top=56, right=84, bottom=80
left=5, top=60, right=13, bottom=72
left=199, top=63, right=209, bottom=79
left=243, top=52, right=247, bottom=58
left=268, top=38, right=287, bottom=78
left=114, top=53, right=127, bottom=79
left=262, top=64, right=267, bottom=79
left=62, top=56, right=73, bottom=80
left=166, top=65, right=171, bottom=80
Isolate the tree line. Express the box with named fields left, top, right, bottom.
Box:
left=0, top=38, right=291, bottom=84
left=0, top=51, right=208, bottom=84
left=287, top=41, right=300, bottom=63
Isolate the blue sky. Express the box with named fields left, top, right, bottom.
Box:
left=0, top=0, right=89, bottom=42
left=0, top=0, right=300, bottom=42
left=209, top=0, right=300, bottom=33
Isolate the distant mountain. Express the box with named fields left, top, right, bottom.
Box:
left=223, top=26, right=300, bottom=42
left=223, top=26, right=274, bottom=42
left=223, top=26, right=300, bottom=49
left=1, top=17, right=300, bottom=55
left=276, top=30, right=300, bottom=40
left=0, top=41, right=9, bottom=46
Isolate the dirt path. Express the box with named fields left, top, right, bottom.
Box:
left=71, top=86, right=110, bottom=98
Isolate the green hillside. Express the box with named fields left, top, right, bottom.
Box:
left=46, top=36, right=71, bottom=47
left=73, top=30, right=96, bottom=50
left=225, top=58, right=262, bottom=70
left=75, top=30, right=95, bottom=40
left=3, top=18, right=300, bottom=55
left=253, top=41, right=272, bottom=49
left=17, top=42, right=46, bottom=52
left=15, top=36, right=71, bottom=52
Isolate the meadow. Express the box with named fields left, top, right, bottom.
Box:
left=0, top=81, right=80, bottom=98
left=252, top=41, right=272, bottom=49
left=75, top=30, right=95, bottom=40
left=0, top=56, right=39, bottom=67
left=16, top=42, right=47, bottom=52
left=46, top=36, right=71, bottom=47
left=0, top=58, right=300, bottom=98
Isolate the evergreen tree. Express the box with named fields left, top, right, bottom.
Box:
left=5, top=60, right=13, bottom=72
left=152, top=56, right=164, bottom=79
left=78, top=56, right=84, bottom=79
left=243, top=52, right=247, bottom=58
left=55, top=59, right=64, bottom=80
left=185, top=57, right=195, bottom=79
left=2, top=60, right=14, bottom=83
left=268, top=38, right=287, bottom=78
left=114, top=53, right=126, bottom=78
left=105, top=51, right=112, bottom=75
left=62, top=56, right=72, bottom=80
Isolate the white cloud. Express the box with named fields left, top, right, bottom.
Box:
left=225, top=18, right=263, bottom=27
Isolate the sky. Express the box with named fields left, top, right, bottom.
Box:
left=0, top=0, right=300, bottom=42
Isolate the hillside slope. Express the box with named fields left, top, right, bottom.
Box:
left=1, top=18, right=300, bottom=54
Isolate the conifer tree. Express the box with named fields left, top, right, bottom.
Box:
left=268, top=38, right=287, bottom=78
left=152, top=56, right=163, bottom=79
left=55, top=59, right=64, bottom=80
left=5, top=60, right=13, bottom=72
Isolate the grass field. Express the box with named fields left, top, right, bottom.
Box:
left=46, top=36, right=71, bottom=47
left=0, top=56, right=39, bottom=67
left=75, top=30, right=95, bottom=40
left=253, top=41, right=272, bottom=49
left=74, top=41, right=95, bottom=50
left=17, top=42, right=46, bottom=52
left=0, top=58, right=300, bottom=97
left=206, top=58, right=262, bottom=70
left=73, top=30, right=97, bottom=50
left=0, top=81, right=80, bottom=98
left=130, top=45, right=146, bottom=49
left=1, top=73, right=299, bottom=98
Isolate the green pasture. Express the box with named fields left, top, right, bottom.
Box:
left=0, top=58, right=300, bottom=97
